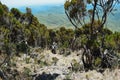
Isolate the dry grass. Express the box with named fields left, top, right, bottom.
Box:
left=4, top=49, right=120, bottom=80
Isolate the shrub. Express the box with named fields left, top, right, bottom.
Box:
left=94, top=57, right=102, bottom=67
left=64, top=74, right=71, bottom=80
left=26, top=58, right=30, bottom=64
left=71, top=59, right=80, bottom=72
left=23, top=67, right=31, bottom=76
left=38, top=60, right=48, bottom=67
left=52, top=57, right=59, bottom=65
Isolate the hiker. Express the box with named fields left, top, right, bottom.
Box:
left=51, top=42, right=57, bottom=54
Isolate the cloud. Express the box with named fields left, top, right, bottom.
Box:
left=1, top=0, right=65, bottom=7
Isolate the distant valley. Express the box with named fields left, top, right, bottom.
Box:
left=34, top=5, right=73, bottom=29
left=19, top=5, right=120, bottom=31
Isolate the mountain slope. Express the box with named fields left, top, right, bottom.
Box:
left=34, top=5, right=73, bottom=28
left=34, top=5, right=120, bottom=31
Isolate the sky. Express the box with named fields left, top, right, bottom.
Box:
left=1, top=0, right=65, bottom=8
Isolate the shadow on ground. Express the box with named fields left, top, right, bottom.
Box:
left=35, top=72, right=59, bottom=80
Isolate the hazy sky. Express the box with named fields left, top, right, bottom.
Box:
left=1, top=0, right=65, bottom=8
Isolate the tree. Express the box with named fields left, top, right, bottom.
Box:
left=11, top=8, right=22, bottom=19
left=64, top=0, right=119, bottom=40
left=64, top=0, right=120, bottom=71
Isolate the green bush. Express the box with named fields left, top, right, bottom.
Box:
left=38, top=60, right=48, bottom=67
left=23, top=67, right=31, bottom=76
left=64, top=74, right=71, bottom=80
left=94, top=57, right=102, bottom=67
left=52, top=57, right=59, bottom=65
left=71, top=59, right=80, bottom=72
left=16, top=42, right=29, bottom=53
left=26, top=58, right=30, bottom=64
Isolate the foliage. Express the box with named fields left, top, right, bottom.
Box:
left=64, top=0, right=120, bottom=71
left=94, top=57, right=102, bottom=67
left=64, top=0, right=120, bottom=47
left=71, top=59, right=81, bottom=72
left=64, top=74, right=71, bottom=80
left=52, top=57, right=59, bottom=65
left=0, top=1, right=120, bottom=75
left=11, top=8, right=22, bottom=19
left=38, top=60, right=48, bottom=67
left=23, top=67, right=31, bottom=76
left=1, top=1, right=119, bottom=53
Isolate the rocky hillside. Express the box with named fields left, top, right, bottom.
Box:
left=1, top=48, right=119, bottom=80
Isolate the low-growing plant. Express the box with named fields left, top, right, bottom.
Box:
left=94, top=57, right=102, bottom=67
left=64, top=74, right=71, bottom=80
left=71, top=59, right=81, bottom=72
left=38, top=60, right=48, bottom=67
left=40, top=54, right=45, bottom=60
left=64, top=50, right=71, bottom=57
left=52, top=57, right=59, bottom=65
left=23, top=67, right=31, bottom=76
left=34, top=57, right=38, bottom=64
left=26, top=57, right=30, bottom=64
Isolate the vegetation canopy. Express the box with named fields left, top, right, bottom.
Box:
left=64, top=0, right=120, bottom=71
left=0, top=0, right=120, bottom=79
